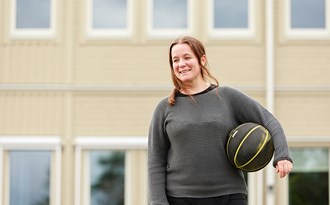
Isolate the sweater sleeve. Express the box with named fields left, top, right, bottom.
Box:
left=223, top=86, right=293, bottom=167
left=148, top=99, right=170, bottom=205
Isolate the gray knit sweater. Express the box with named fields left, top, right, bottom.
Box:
left=148, top=85, right=292, bottom=205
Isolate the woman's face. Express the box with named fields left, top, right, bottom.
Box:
left=171, top=43, right=205, bottom=85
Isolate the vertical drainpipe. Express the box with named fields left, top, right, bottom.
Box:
left=266, top=0, right=275, bottom=205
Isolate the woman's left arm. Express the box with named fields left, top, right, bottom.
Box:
left=224, top=86, right=293, bottom=177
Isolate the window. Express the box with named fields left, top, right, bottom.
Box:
left=10, top=0, right=56, bottom=39
left=86, top=0, right=133, bottom=39
left=147, top=0, right=192, bottom=38
left=10, top=151, right=51, bottom=205
left=90, top=151, right=125, bottom=205
left=208, top=0, right=255, bottom=39
left=285, top=0, right=330, bottom=39
left=74, top=137, right=148, bottom=205
left=0, top=137, right=62, bottom=205
left=288, top=148, right=329, bottom=205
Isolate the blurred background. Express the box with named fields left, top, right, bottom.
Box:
left=0, top=0, right=329, bottom=205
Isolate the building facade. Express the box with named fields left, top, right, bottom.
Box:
left=0, top=0, right=330, bottom=205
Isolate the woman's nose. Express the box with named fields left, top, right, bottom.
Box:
left=178, top=59, right=186, bottom=67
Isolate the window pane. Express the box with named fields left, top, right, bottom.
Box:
left=93, top=0, right=127, bottom=29
left=291, top=148, right=328, bottom=172
left=214, top=0, right=248, bottom=28
left=291, top=0, right=325, bottom=29
left=16, top=0, right=51, bottom=29
left=153, top=0, right=188, bottom=29
left=90, top=151, right=125, bottom=205
left=289, top=148, right=329, bottom=205
left=10, top=151, right=51, bottom=205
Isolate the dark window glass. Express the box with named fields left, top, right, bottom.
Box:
left=153, top=0, right=188, bottom=29
left=10, top=151, right=51, bottom=205
left=291, top=0, right=325, bottom=29
left=16, top=0, right=51, bottom=29
left=90, top=151, right=125, bottom=205
left=214, top=0, right=248, bottom=28
left=289, top=148, right=328, bottom=205
left=93, top=0, right=127, bottom=29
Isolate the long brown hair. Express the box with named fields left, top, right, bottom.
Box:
left=168, top=36, right=219, bottom=105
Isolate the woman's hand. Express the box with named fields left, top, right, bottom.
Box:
left=276, top=160, right=293, bottom=178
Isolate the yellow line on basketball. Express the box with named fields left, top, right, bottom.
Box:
left=234, top=125, right=269, bottom=169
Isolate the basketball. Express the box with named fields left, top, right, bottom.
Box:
left=226, top=122, right=274, bottom=172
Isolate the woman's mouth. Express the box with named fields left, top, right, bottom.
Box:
left=179, top=69, right=192, bottom=74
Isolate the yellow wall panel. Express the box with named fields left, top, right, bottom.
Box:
left=1, top=45, right=68, bottom=83
left=73, top=91, right=167, bottom=136
left=74, top=45, right=171, bottom=84
left=0, top=92, right=64, bottom=135
left=207, top=45, right=265, bottom=86
left=276, top=92, right=330, bottom=136
left=276, top=46, right=330, bottom=86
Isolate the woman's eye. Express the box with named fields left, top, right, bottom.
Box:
left=183, top=55, right=192, bottom=60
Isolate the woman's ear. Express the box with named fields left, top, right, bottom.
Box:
left=201, top=55, right=207, bottom=66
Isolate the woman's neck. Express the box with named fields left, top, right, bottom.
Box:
left=180, top=81, right=210, bottom=95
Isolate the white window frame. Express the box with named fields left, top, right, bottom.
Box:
left=0, top=136, right=62, bottom=205
left=278, top=136, right=330, bottom=205
left=74, top=136, right=148, bottom=205
left=207, top=0, right=256, bottom=39
left=285, top=0, right=330, bottom=39
left=10, top=0, right=56, bottom=39
left=85, top=0, right=133, bottom=39
left=146, top=0, right=193, bottom=39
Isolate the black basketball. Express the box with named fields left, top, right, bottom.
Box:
left=226, top=122, right=274, bottom=172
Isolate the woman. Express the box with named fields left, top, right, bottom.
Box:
left=148, top=36, right=293, bottom=205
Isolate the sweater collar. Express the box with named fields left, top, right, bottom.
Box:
left=176, top=84, right=217, bottom=97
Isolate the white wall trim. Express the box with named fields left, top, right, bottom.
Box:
left=74, top=146, right=82, bottom=205
left=0, top=136, right=62, bottom=205
left=1, top=83, right=330, bottom=92
left=288, top=136, right=330, bottom=143
left=0, top=147, right=3, bottom=205
left=265, top=0, right=275, bottom=204
left=0, top=136, right=62, bottom=149
left=74, top=136, right=147, bottom=149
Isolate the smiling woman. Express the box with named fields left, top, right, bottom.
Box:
left=148, top=36, right=293, bottom=205
left=168, top=36, right=219, bottom=103
left=170, top=43, right=207, bottom=93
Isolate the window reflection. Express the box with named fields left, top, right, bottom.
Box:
left=10, top=151, right=51, bottom=205
left=92, top=0, right=127, bottom=29
left=152, top=0, right=188, bottom=29
left=289, top=148, right=329, bottom=205
left=290, top=0, right=325, bottom=29
left=16, top=0, right=51, bottom=29
left=214, top=0, right=248, bottom=28
left=90, top=151, right=125, bottom=205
